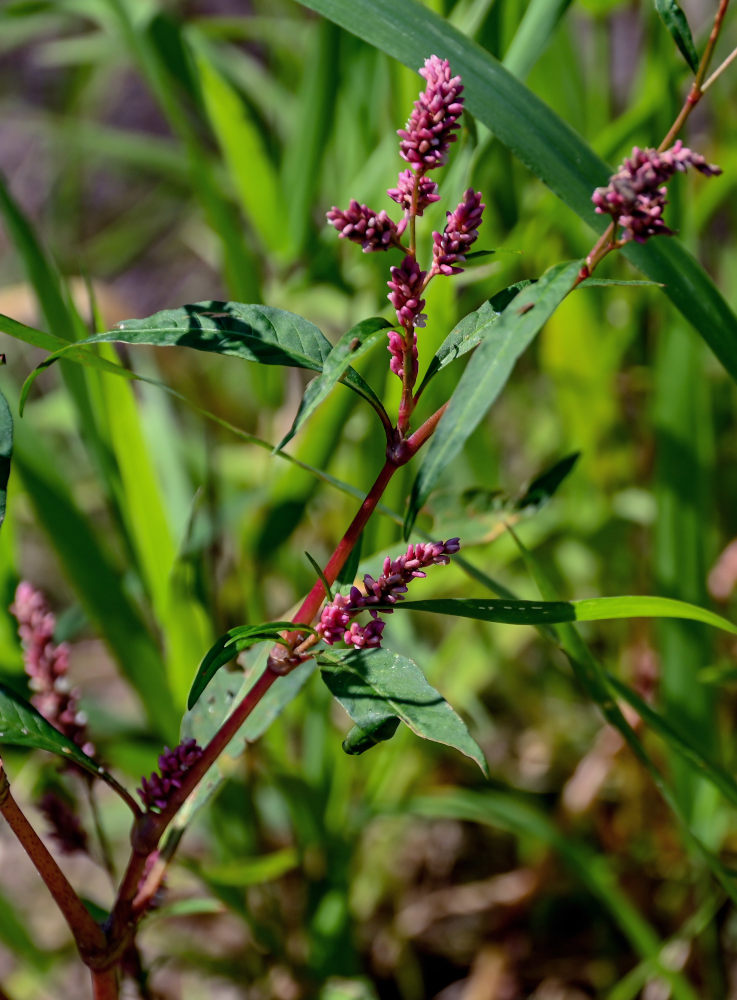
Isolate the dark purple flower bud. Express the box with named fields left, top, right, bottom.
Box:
left=592, top=141, right=721, bottom=244
left=399, top=55, right=464, bottom=171
left=137, top=738, right=204, bottom=812
left=10, top=582, right=94, bottom=756
left=387, top=169, right=440, bottom=215
left=326, top=200, right=401, bottom=252
left=431, top=188, right=485, bottom=275
left=317, top=539, right=461, bottom=649
left=387, top=256, right=427, bottom=330
left=39, top=789, right=88, bottom=855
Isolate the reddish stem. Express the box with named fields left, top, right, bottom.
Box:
left=0, top=762, right=106, bottom=961
left=91, top=969, right=118, bottom=1000
left=659, top=0, right=731, bottom=152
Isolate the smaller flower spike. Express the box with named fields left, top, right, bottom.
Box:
left=592, top=141, right=721, bottom=244
left=388, top=169, right=440, bottom=216
left=39, top=789, right=89, bottom=855
left=10, top=582, right=94, bottom=756
left=387, top=329, right=418, bottom=383
left=317, top=539, right=461, bottom=649
left=326, top=200, right=403, bottom=252
left=137, top=738, right=204, bottom=812
left=399, top=55, right=464, bottom=171
left=387, top=256, right=427, bottom=330
left=431, top=188, right=485, bottom=276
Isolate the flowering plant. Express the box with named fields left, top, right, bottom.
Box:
left=0, top=3, right=735, bottom=996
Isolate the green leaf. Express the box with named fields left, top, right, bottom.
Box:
left=275, top=316, right=390, bottom=452
left=23, top=302, right=383, bottom=415
left=376, top=595, right=737, bottom=636
left=318, top=647, right=488, bottom=775
left=175, top=656, right=318, bottom=829
left=579, top=278, right=663, bottom=287
left=515, top=452, right=580, bottom=512
left=0, top=681, right=103, bottom=778
left=654, top=0, right=699, bottom=73
left=416, top=279, right=532, bottom=396
left=0, top=386, right=11, bottom=531
left=188, top=621, right=310, bottom=710
left=342, top=715, right=401, bottom=755
left=405, top=260, right=582, bottom=537
left=295, top=0, right=737, bottom=385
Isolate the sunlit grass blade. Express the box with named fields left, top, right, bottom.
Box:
left=502, top=0, right=574, bottom=80
left=377, top=595, right=737, bottom=636
left=405, top=260, right=582, bottom=537
left=11, top=420, right=178, bottom=740
left=411, top=789, right=699, bottom=1000
left=654, top=324, right=717, bottom=821
left=190, top=34, right=290, bottom=260
left=295, top=0, right=737, bottom=385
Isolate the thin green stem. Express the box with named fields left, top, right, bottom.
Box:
left=702, top=43, right=737, bottom=92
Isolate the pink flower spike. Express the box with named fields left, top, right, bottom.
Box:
left=10, top=582, right=94, bottom=756
left=326, top=200, right=400, bottom=252
left=137, top=738, right=204, bottom=812
left=387, top=256, right=427, bottom=330
left=431, top=188, right=485, bottom=276
left=399, top=55, right=464, bottom=171
left=388, top=169, right=441, bottom=215
left=592, top=142, right=721, bottom=244
left=317, top=539, right=461, bottom=650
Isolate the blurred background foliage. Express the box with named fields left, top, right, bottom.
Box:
left=1, top=0, right=737, bottom=997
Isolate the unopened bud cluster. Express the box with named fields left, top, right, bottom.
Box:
left=137, top=738, right=204, bottom=812
left=592, top=140, right=721, bottom=244
left=318, top=539, right=460, bottom=649
left=327, top=55, right=484, bottom=390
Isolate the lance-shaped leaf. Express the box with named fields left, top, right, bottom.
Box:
left=175, top=655, right=318, bottom=829
left=405, top=260, right=582, bottom=537
left=655, top=0, right=699, bottom=73
left=188, top=621, right=314, bottom=710
left=22, top=302, right=383, bottom=415
left=0, top=683, right=105, bottom=781
left=371, top=595, right=737, bottom=636
left=0, top=386, right=11, bottom=531
left=416, top=280, right=531, bottom=396
left=318, top=647, right=488, bottom=775
left=275, top=316, right=391, bottom=452
left=295, top=0, right=737, bottom=385
left=515, top=453, right=580, bottom=512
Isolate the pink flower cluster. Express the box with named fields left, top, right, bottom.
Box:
left=325, top=200, right=403, bottom=252
left=317, top=538, right=461, bottom=649
left=431, top=188, right=485, bottom=276
left=388, top=169, right=440, bottom=215
left=326, top=55, right=484, bottom=390
left=137, top=738, right=204, bottom=812
left=10, top=582, right=94, bottom=756
left=592, top=141, right=721, bottom=244
left=398, top=56, right=464, bottom=171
